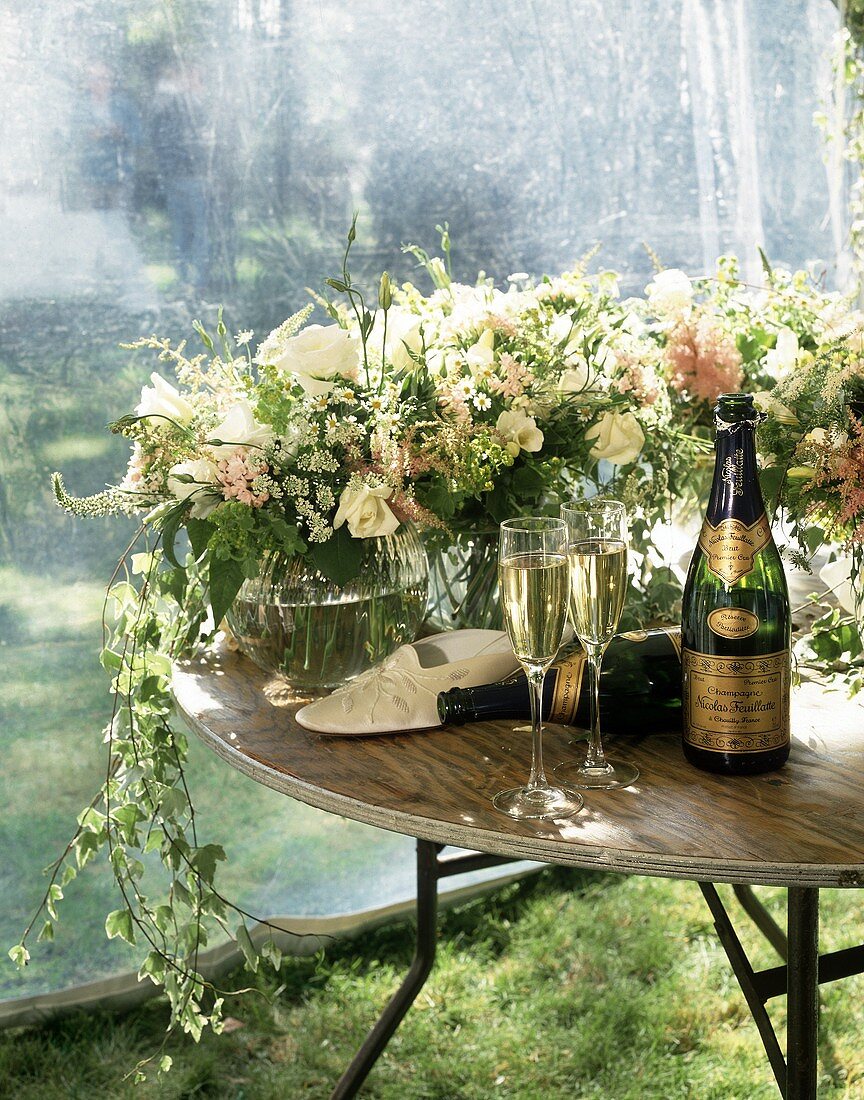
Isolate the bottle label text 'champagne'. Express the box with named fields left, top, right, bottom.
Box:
left=682, top=648, right=790, bottom=754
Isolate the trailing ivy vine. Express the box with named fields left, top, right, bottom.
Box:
left=9, top=537, right=288, bottom=1080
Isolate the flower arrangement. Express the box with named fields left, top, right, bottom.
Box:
left=53, top=224, right=692, bottom=629
left=754, top=319, right=864, bottom=691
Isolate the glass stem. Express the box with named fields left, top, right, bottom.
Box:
left=526, top=666, right=548, bottom=791
left=585, top=643, right=607, bottom=769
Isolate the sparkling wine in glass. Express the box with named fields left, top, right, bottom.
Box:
left=493, top=517, right=584, bottom=820
left=556, top=499, right=639, bottom=790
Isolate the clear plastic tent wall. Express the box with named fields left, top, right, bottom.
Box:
left=0, top=0, right=844, bottom=1013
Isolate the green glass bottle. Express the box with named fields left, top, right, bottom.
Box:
left=437, top=627, right=682, bottom=733
left=681, top=393, right=791, bottom=775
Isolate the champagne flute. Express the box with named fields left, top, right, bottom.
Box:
left=493, top=517, right=584, bottom=820
left=556, top=499, right=639, bottom=790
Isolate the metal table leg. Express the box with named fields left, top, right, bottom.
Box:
left=786, top=888, right=819, bottom=1100
left=330, top=839, right=440, bottom=1099
left=329, top=842, right=518, bottom=1098
left=701, top=883, right=829, bottom=1100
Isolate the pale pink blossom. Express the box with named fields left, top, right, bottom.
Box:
left=664, top=317, right=743, bottom=404
left=216, top=448, right=270, bottom=507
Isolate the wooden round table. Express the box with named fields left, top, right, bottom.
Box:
left=173, top=641, right=864, bottom=1100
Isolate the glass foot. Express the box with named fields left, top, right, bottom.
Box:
left=554, top=758, right=639, bottom=790
left=492, top=783, right=584, bottom=820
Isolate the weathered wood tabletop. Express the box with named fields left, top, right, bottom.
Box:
left=173, top=640, right=864, bottom=889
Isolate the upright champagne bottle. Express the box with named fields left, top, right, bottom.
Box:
left=681, top=393, right=791, bottom=774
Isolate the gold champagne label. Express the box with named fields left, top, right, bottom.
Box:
left=707, top=607, right=759, bottom=640
left=549, top=650, right=587, bottom=724
left=697, top=515, right=772, bottom=584
left=683, top=648, right=790, bottom=754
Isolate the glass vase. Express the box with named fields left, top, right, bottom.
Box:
left=424, top=530, right=503, bottom=632
left=226, top=523, right=429, bottom=693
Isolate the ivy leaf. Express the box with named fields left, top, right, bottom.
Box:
left=105, top=908, right=136, bottom=944
left=235, top=923, right=259, bottom=972
left=74, top=830, right=101, bottom=868
left=208, top=556, right=246, bottom=626
left=191, top=844, right=227, bottom=883
left=46, top=883, right=63, bottom=920
left=511, top=463, right=546, bottom=498
left=422, top=480, right=457, bottom=520
left=8, top=944, right=29, bottom=968
left=307, top=527, right=364, bottom=587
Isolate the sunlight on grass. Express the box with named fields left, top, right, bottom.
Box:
left=0, top=567, right=104, bottom=640
left=5, top=871, right=863, bottom=1099
left=38, top=436, right=115, bottom=464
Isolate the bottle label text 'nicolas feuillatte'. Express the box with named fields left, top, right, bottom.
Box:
left=697, top=515, right=772, bottom=585
left=682, top=648, right=790, bottom=754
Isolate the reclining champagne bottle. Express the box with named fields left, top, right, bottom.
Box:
left=437, top=627, right=682, bottom=733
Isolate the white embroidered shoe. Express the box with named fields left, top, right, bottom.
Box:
left=295, top=630, right=521, bottom=735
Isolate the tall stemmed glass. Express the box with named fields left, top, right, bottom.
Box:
left=493, top=517, right=584, bottom=820
left=557, top=499, right=639, bottom=790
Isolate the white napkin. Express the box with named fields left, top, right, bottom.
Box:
left=295, top=629, right=521, bottom=736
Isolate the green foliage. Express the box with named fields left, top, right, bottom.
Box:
left=11, top=543, right=287, bottom=1080
left=797, top=603, right=864, bottom=695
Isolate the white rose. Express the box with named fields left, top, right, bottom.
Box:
left=261, top=323, right=359, bottom=396
left=585, top=411, right=645, bottom=465
left=167, top=456, right=221, bottom=518
left=496, top=409, right=544, bottom=458
left=765, top=328, right=800, bottom=376
left=752, top=391, right=798, bottom=426
left=372, top=307, right=425, bottom=372
left=645, top=269, right=693, bottom=316
left=333, top=483, right=400, bottom=539
left=550, top=313, right=575, bottom=346
left=207, top=400, right=274, bottom=457
left=136, top=373, right=195, bottom=426
left=558, top=361, right=594, bottom=394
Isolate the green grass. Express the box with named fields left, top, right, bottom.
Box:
left=3, top=871, right=864, bottom=1098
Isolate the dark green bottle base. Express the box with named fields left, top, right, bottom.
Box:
left=682, top=742, right=790, bottom=776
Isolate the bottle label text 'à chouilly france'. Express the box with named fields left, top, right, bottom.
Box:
left=697, top=515, right=772, bottom=584
left=682, top=648, right=790, bottom=754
